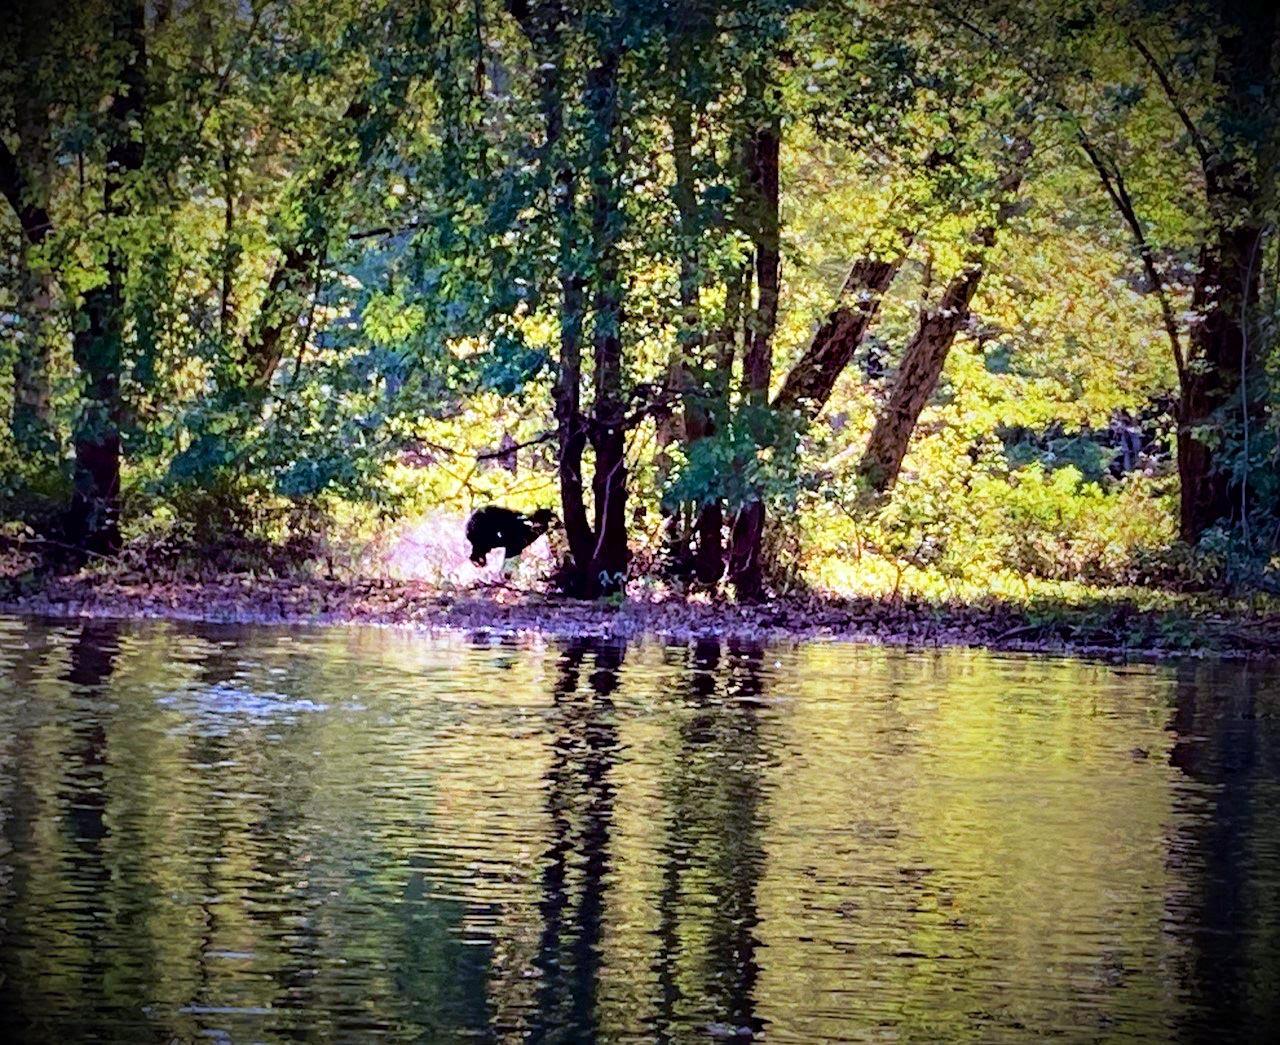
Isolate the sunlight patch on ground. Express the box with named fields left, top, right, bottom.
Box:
left=368, top=511, right=557, bottom=587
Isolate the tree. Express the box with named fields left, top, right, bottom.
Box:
left=725, top=109, right=781, bottom=601
left=1173, top=0, right=1276, bottom=541
left=2, top=1, right=57, bottom=455
left=63, top=0, right=147, bottom=556
left=937, top=0, right=1279, bottom=542
left=857, top=139, right=1031, bottom=495
left=506, top=1, right=632, bottom=596
left=582, top=32, right=630, bottom=595
left=507, top=0, right=598, bottom=586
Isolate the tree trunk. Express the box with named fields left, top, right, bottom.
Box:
left=653, top=361, right=686, bottom=558
left=1178, top=226, right=1265, bottom=540
left=656, top=93, right=700, bottom=567
left=858, top=145, right=1030, bottom=496
left=512, top=0, right=596, bottom=589
left=772, top=252, right=904, bottom=416
left=739, top=127, right=780, bottom=408
left=690, top=264, right=745, bottom=586
left=556, top=269, right=594, bottom=584
left=13, top=228, right=56, bottom=454
left=589, top=394, right=629, bottom=595
left=727, top=500, right=768, bottom=598
left=584, top=47, right=629, bottom=596
left=6, top=4, right=56, bottom=454
left=1175, top=0, right=1275, bottom=542
left=727, top=118, right=780, bottom=602
left=218, top=134, right=238, bottom=342
left=241, top=100, right=372, bottom=391
left=856, top=265, right=983, bottom=494
left=241, top=3, right=427, bottom=392
left=67, top=0, right=147, bottom=558
left=692, top=500, right=725, bottom=585
left=68, top=293, right=125, bottom=560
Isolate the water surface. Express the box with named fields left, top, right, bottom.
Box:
left=0, top=616, right=1277, bottom=1041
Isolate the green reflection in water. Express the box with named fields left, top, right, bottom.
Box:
left=0, top=616, right=1277, bottom=1042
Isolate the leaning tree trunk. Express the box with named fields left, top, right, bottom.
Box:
left=1175, top=0, right=1275, bottom=543
left=771, top=251, right=905, bottom=416
left=727, top=117, right=780, bottom=602
left=856, top=261, right=985, bottom=494
left=768, top=143, right=1002, bottom=424
left=238, top=0, right=431, bottom=398
left=68, top=0, right=147, bottom=558
left=858, top=144, right=1029, bottom=496
left=241, top=98, right=373, bottom=393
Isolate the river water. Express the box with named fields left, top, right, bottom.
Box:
left=0, top=616, right=1277, bottom=1042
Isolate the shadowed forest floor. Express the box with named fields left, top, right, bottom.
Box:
left=3, top=572, right=1278, bottom=660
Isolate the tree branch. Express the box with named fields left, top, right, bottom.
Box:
left=1075, top=131, right=1189, bottom=388
left=1128, top=33, right=1216, bottom=194
left=931, top=2, right=1191, bottom=390
left=244, top=99, right=371, bottom=386
left=415, top=430, right=557, bottom=461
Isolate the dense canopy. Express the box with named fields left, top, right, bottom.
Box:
left=2, top=0, right=1278, bottom=600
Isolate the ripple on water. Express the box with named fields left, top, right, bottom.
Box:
left=0, top=617, right=1277, bottom=1042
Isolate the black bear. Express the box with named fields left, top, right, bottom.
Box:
left=465, top=507, right=559, bottom=566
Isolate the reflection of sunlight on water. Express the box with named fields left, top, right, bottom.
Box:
left=375, top=510, right=557, bottom=586
left=3, top=621, right=1278, bottom=1042
left=157, top=682, right=327, bottom=733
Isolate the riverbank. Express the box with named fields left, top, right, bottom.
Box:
left=3, top=572, right=1278, bottom=659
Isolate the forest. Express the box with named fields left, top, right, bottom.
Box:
left=2, top=0, right=1278, bottom=616
left=4, top=5, right=1280, bottom=1033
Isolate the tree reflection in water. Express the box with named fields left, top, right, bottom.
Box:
left=0, top=619, right=1279, bottom=1041
left=532, top=639, right=624, bottom=1042
left=64, top=621, right=121, bottom=1035
left=650, top=640, right=767, bottom=1042
left=1167, top=661, right=1280, bottom=1038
